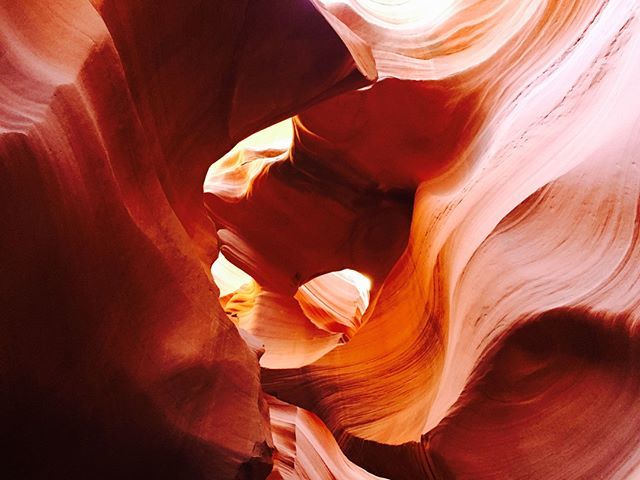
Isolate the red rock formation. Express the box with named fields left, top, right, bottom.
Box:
left=267, top=395, right=384, bottom=480
left=1, top=1, right=363, bottom=478
left=3, top=0, right=640, bottom=479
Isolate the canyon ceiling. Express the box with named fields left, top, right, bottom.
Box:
left=2, top=0, right=640, bottom=479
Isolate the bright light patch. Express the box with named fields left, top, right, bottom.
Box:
left=211, top=252, right=254, bottom=297
left=317, top=0, right=456, bottom=28
left=337, top=269, right=372, bottom=301
left=233, top=118, right=294, bottom=152
left=296, top=269, right=372, bottom=335
left=204, top=119, right=294, bottom=199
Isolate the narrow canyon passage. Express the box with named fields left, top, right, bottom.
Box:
left=2, top=1, right=640, bottom=479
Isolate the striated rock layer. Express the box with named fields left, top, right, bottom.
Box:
left=3, top=0, right=640, bottom=479
left=1, top=1, right=363, bottom=478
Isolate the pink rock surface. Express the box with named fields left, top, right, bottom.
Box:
left=3, top=0, right=640, bottom=478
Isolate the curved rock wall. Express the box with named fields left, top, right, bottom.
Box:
left=2, top=0, right=640, bottom=478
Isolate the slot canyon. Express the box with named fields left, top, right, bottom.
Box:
left=2, top=0, right=640, bottom=478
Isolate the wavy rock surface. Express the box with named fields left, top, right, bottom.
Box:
left=211, top=254, right=370, bottom=369
left=3, top=0, right=640, bottom=479
left=1, top=1, right=363, bottom=478
left=263, top=0, right=640, bottom=477
left=267, top=396, right=385, bottom=480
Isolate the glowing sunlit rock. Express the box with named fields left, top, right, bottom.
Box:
left=212, top=258, right=372, bottom=368
left=4, top=0, right=640, bottom=478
